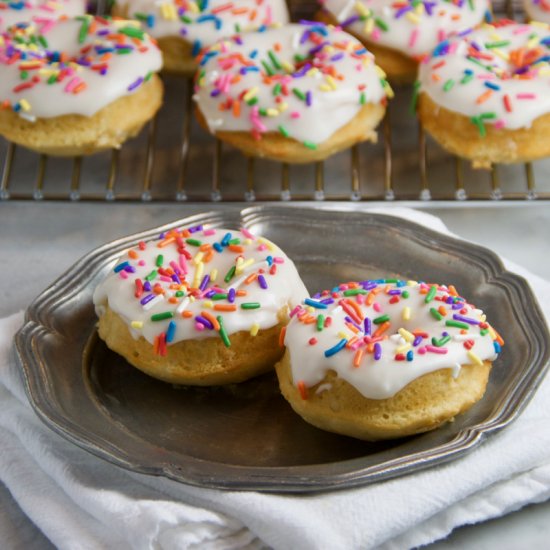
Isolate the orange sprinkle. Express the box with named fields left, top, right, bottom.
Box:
left=236, top=290, right=247, bottom=297
left=476, top=89, right=493, bottom=104
left=279, top=326, right=286, bottom=347
left=157, top=236, right=176, bottom=248
left=245, top=273, right=258, bottom=285
left=228, top=245, right=244, bottom=253
left=128, top=249, right=139, bottom=259
left=233, top=99, right=241, bottom=117
left=448, top=285, right=458, bottom=296
left=297, top=380, right=308, bottom=400
left=214, top=304, right=237, bottom=312
left=181, top=310, right=193, bottom=318
left=373, top=321, right=391, bottom=338
left=201, top=311, right=220, bottom=331
left=353, top=348, right=364, bottom=368
left=438, top=305, right=447, bottom=316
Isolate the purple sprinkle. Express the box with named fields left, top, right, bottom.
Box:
left=199, top=274, right=210, bottom=292
left=143, top=281, right=152, bottom=292
left=374, top=343, right=382, bottom=360
left=127, top=77, right=143, bottom=92
left=305, top=90, right=312, bottom=107
left=228, top=288, right=236, bottom=303
left=388, top=289, right=401, bottom=295
left=124, top=265, right=136, bottom=273
left=364, top=317, right=371, bottom=335
left=188, top=224, right=203, bottom=233
left=195, top=315, right=214, bottom=330
left=453, top=313, right=480, bottom=325
left=413, top=335, right=423, bottom=347
left=320, top=298, right=334, bottom=305
left=340, top=14, right=361, bottom=27
left=140, top=294, right=155, bottom=305
left=258, top=274, right=268, bottom=289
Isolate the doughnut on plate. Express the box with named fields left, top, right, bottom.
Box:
left=15, top=206, right=550, bottom=493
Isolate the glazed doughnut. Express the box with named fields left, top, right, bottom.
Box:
left=317, top=0, right=490, bottom=83
left=0, top=16, right=163, bottom=156
left=523, top=0, right=550, bottom=23
left=0, top=0, right=86, bottom=31
left=193, top=22, right=392, bottom=163
left=93, top=224, right=309, bottom=386
left=276, top=279, right=503, bottom=440
left=416, top=20, right=550, bottom=168
left=112, top=0, right=290, bottom=74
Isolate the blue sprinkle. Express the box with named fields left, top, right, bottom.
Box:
left=165, top=321, right=177, bottom=343
left=324, top=339, right=347, bottom=358
left=304, top=298, right=328, bottom=309
left=114, top=261, right=130, bottom=273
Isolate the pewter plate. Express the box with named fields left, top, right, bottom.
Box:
left=15, top=206, right=550, bottom=493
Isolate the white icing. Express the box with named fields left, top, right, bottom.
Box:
left=524, top=0, right=550, bottom=24
left=321, top=0, right=489, bottom=57
left=193, top=23, right=389, bottom=144
left=93, top=226, right=309, bottom=346
left=284, top=281, right=501, bottom=400
left=114, top=0, right=289, bottom=46
left=0, top=0, right=86, bottom=32
left=0, top=16, right=163, bottom=119
left=418, top=22, right=550, bottom=130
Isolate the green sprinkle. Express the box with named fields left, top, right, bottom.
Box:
left=360, top=91, right=366, bottom=105
left=186, top=238, right=202, bottom=246
left=268, top=50, right=282, bottom=70
left=303, top=141, right=317, bottom=150
left=374, top=17, right=388, bottom=31
left=485, top=40, right=510, bottom=49
left=470, top=116, right=486, bottom=137
left=247, top=97, right=259, bottom=106
left=78, top=18, right=90, bottom=44
left=211, top=293, right=228, bottom=300
left=384, top=279, right=398, bottom=283
left=460, top=72, right=474, bottom=85
left=20, top=71, right=28, bottom=80
left=425, top=285, right=437, bottom=303
left=145, top=270, right=158, bottom=281
left=446, top=320, right=470, bottom=330
left=316, top=314, right=325, bottom=332
left=151, top=311, right=174, bottom=322
left=443, top=79, right=455, bottom=92
left=217, top=316, right=231, bottom=347
left=292, top=88, right=306, bottom=101
left=47, top=74, right=57, bottom=84
left=278, top=125, right=289, bottom=137
left=402, top=290, right=410, bottom=299
left=241, top=302, right=260, bottom=309
left=432, top=334, right=451, bottom=347
left=38, top=35, right=48, bottom=48
left=224, top=265, right=236, bottom=283
left=261, top=60, right=275, bottom=76
left=259, top=108, right=267, bottom=116
left=119, top=26, right=145, bottom=39
left=480, top=112, right=497, bottom=120
left=228, top=238, right=240, bottom=245
left=343, top=289, right=367, bottom=296
left=430, top=307, right=443, bottom=321
left=116, top=48, right=133, bottom=55
left=144, top=71, right=152, bottom=82
left=480, top=328, right=489, bottom=336
left=155, top=254, right=164, bottom=267
left=175, top=291, right=185, bottom=297
left=373, top=314, right=390, bottom=324
left=180, top=15, right=193, bottom=24
left=273, top=82, right=282, bottom=96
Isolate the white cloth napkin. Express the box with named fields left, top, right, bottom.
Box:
left=1, top=208, right=550, bottom=550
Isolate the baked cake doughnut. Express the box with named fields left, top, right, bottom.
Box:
left=317, top=0, right=490, bottom=83
left=193, top=22, right=392, bottom=163
left=0, top=16, right=163, bottom=156
left=0, top=0, right=86, bottom=31
left=416, top=20, right=550, bottom=168
left=276, top=279, right=503, bottom=440
left=112, top=0, right=290, bottom=74
left=523, top=0, right=550, bottom=23
left=93, top=224, right=309, bottom=386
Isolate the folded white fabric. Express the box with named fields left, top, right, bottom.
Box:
left=1, top=208, right=550, bottom=550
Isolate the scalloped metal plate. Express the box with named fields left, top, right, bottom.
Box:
left=14, top=206, right=550, bottom=493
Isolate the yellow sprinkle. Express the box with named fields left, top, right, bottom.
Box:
left=306, top=67, right=320, bottom=77
left=210, top=268, right=218, bottom=282
left=364, top=18, right=374, bottom=34
left=193, top=252, right=204, bottom=265
left=19, top=99, right=31, bottom=112
left=160, top=2, right=177, bottom=20
left=281, top=61, right=295, bottom=73
left=266, top=108, right=279, bottom=117
left=487, top=325, right=497, bottom=339
left=396, top=343, right=411, bottom=354
left=250, top=323, right=260, bottom=336
left=355, top=2, right=369, bottom=16
left=203, top=300, right=213, bottom=309
left=337, top=331, right=349, bottom=339
left=278, top=101, right=289, bottom=112
left=257, top=237, right=274, bottom=250
left=406, top=12, right=421, bottom=24
left=243, top=86, right=259, bottom=102
left=189, top=295, right=196, bottom=302
left=407, top=280, right=418, bottom=286
left=325, top=75, right=338, bottom=90
left=244, top=238, right=253, bottom=245
left=467, top=350, right=483, bottom=366
left=319, top=84, right=332, bottom=92
left=402, top=307, right=411, bottom=321
left=131, top=321, right=143, bottom=329
left=414, top=3, right=424, bottom=14
left=193, top=262, right=204, bottom=288
left=491, top=49, right=509, bottom=62
left=187, top=0, right=199, bottom=13
left=306, top=306, right=315, bottom=314
left=398, top=327, right=414, bottom=342
left=527, top=36, right=540, bottom=49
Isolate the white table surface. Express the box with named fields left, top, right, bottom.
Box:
left=1, top=200, right=549, bottom=549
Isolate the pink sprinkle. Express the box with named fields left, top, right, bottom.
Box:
left=516, top=93, right=536, bottom=100
left=119, top=271, right=129, bottom=279
left=64, top=77, right=81, bottom=93
left=370, top=29, right=381, bottom=41
left=202, top=228, right=216, bottom=236
left=138, top=260, right=146, bottom=266
left=512, top=25, right=531, bottom=35
left=178, top=254, right=188, bottom=273
left=409, top=29, right=419, bottom=48
left=449, top=42, right=459, bottom=54
left=356, top=294, right=365, bottom=305
left=494, top=119, right=505, bottom=129
left=290, top=305, right=302, bottom=318
left=426, top=345, right=448, bottom=354
left=273, top=256, right=284, bottom=264
left=195, top=322, right=205, bottom=331
left=241, top=227, right=255, bottom=239
left=265, top=5, right=272, bottom=24
left=290, top=111, right=301, bottom=119
left=373, top=302, right=382, bottom=312
left=160, top=276, right=172, bottom=282
left=169, top=261, right=181, bottom=275
left=418, top=346, right=427, bottom=355
left=258, top=244, right=268, bottom=251
left=437, top=29, right=446, bottom=42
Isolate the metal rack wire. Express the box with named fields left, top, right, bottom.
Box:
left=1, top=0, right=547, bottom=202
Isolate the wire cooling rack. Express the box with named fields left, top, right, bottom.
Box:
left=1, top=0, right=548, bottom=202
